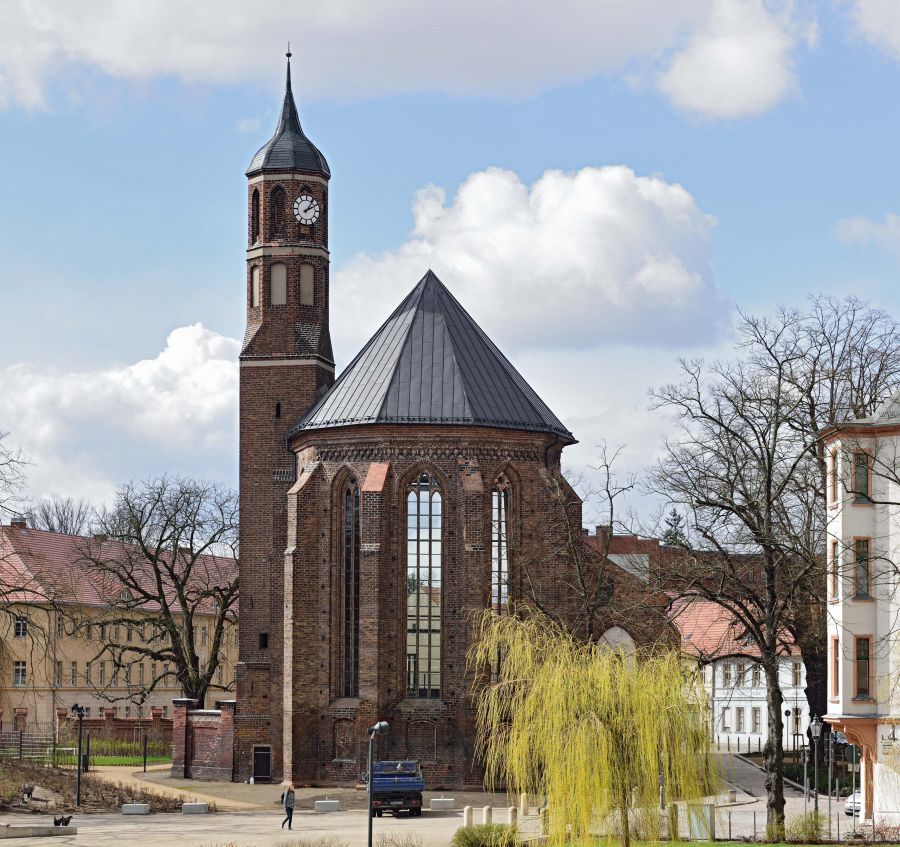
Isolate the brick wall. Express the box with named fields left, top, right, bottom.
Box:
left=171, top=698, right=235, bottom=780
left=54, top=705, right=172, bottom=744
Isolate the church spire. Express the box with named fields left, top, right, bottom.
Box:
left=245, top=49, right=330, bottom=177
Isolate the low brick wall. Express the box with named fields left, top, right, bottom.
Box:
left=172, top=699, right=235, bottom=781
left=55, top=706, right=172, bottom=744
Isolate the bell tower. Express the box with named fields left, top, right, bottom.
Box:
left=235, top=51, right=334, bottom=782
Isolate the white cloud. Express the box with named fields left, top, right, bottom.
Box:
left=656, top=0, right=810, bottom=119
left=0, top=324, right=238, bottom=504
left=0, top=0, right=805, bottom=118
left=834, top=212, right=900, bottom=258
left=332, top=165, right=728, bottom=356
left=849, top=1, right=900, bottom=59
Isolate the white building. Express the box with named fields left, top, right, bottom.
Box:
left=824, top=397, right=900, bottom=824
left=670, top=599, right=809, bottom=750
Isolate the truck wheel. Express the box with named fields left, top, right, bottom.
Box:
left=414, top=808, right=422, bottom=817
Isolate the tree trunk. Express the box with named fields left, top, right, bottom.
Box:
left=763, top=661, right=786, bottom=840
left=619, top=782, right=631, bottom=847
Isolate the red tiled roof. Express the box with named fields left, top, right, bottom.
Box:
left=667, top=597, right=799, bottom=660
left=0, top=524, right=237, bottom=611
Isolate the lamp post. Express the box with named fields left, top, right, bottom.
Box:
left=810, top=715, right=823, bottom=814
left=367, top=721, right=390, bottom=847
left=70, top=704, right=85, bottom=807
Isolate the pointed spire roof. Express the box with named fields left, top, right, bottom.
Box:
left=291, top=271, right=574, bottom=441
left=246, top=52, right=330, bottom=177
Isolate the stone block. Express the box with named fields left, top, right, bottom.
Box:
left=121, top=803, right=150, bottom=815
left=430, top=798, right=456, bottom=811
left=182, top=802, right=209, bottom=814
left=314, top=799, right=340, bottom=813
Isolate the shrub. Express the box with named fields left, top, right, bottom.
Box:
left=786, top=811, right=826, bottom=843
left=450, top=825, right=519, bottom=847
left=376, top=834, right=423, bottom=847
left=276, top=839, right=349, bottom=847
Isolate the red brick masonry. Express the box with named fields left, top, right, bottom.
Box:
left=171, top=699, right=235, bottom=780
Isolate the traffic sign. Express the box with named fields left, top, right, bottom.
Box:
left=845, top=744, right=861, bottom=764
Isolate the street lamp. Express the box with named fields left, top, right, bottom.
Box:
left=367, top=721, right=390, bottom=847
left=70, top=704, right=85, bottom=807
left=810, top=715, right=823, bottom=814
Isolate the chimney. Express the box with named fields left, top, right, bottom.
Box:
left=93, top=533, right=108, bottom=541
left=9, top=520, right=26, bottom=529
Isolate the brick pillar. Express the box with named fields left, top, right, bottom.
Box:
left=55, top=707, right=66, bottom=740
left=219, top=700, right=236, bottom=781
left=13, top=707, right=28, bottom=732
left=171, top=698, right=196, bottom=778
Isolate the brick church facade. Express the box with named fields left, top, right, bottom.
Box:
left=220, top=56, right=671, bottom=788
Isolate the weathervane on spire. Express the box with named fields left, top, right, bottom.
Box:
left=286, top=42, right=292, bottom=60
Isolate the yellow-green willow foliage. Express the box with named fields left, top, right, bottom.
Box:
left=469, top=611, right=716, bottom=847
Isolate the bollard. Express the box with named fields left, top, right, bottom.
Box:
left=727, top=736, right=731, bottom=752
left=519, top=793, right=528, bottom=817
left=753, top=810, right=756, bottom=840
left=482, top=806, right=492, bottom=825
left=507, top=807, right=516, bottom=826
left=728, top=810, right=732, bottom=840
left=463, top=806, right=473, bottom=827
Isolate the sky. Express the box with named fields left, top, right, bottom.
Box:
left=2, top=0, right=900, bottom=524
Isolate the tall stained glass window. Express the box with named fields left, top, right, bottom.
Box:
left=491, top=477, right=511, bottom=616
left=406, top=472, right=442, bottom=698
left=342, top=479, right=361, bottom=697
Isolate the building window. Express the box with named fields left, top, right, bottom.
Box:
left=300, top=263, right=315, bottom=305
left=270, top=263, right=287, bottom=306
left=853, top=451, right=871, bottom=503
left=251, top=188, right=260, bottom=242
left=752, top=664, right=761, bottom=687
left=791, top=661, right=802, bottom=687
left=829, top=448, right=838, bottom=505
left=14, top=616, right=27, bottom=637
left=752, top=707, right=761, bottom=734
left=737, top=661, right=746, bottom=686
left=200, top=627, right=207, bottom=647
left=56, top=615, right=63, bottom=639
left=721, top=707, right=731, bottom=733
left=13, top=661, right=26, bottom=687
left=125, top=706, right=131, bottom=718
left=855, top=636, right=872, bottom=698
left=259, top=632, right=268, bottom=650
left=151, top=662, right=156, bottom=682
left=736, top=707, right=745, bottom=733
left=114, top=623, right=120, bottom=640
left=99, top=661, right=106, bottom=686
left=84, top=707, right=91, bottom=718
left=830, top=540, right=840, bottom=600
left=831, top=637, right=840, bottom=698
left=70, top=661, right=77, bottom=686
left=139, top=623, right=145, bottom=641
left=112, top=664, right=120, bottom=686
left=270, top=186, right=286, bottom=237
left=55, top=661, right=62, bottom=687
left=85, top=662, right=92, bottom=685
left=250, top=266, right=260, bottom=309
left=854, top=538, right=871, bottom=598
left=163, top=662, right=169, bottom=682
left=125, top=665, right=131, bottom=684
left=216, top=664, right=223, bottom=686
left=86, top=622, right=93, bottom=640
left=139, top=664, right=145, bottom=685
left=406, top=471, right=442, bottom=699
left=723, top=663, right=732, bottom=687
left=341, top=478, right=361, bottom=698
left=491, top=478, right=511, bottom=616
left=162, top=705, right=168, bottom=718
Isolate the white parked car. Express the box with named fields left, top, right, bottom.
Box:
left=845, top=791, right=862, bottom=816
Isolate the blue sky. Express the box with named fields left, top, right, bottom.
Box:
left=2, top=0, right=900, bottom=519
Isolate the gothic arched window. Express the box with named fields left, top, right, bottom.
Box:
left=341, top=479, right=361, bottom=697
left=251, top=189, right=260, bottom=243
left=270, top=186, right=286, bottom=238
left=406, top=472, right=442, bottom=699
left=270, top=263, right=287, bottom=306
left=491, top=476, right=511, bottom=616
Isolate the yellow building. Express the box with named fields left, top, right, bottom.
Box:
left=0, top=521, right=237, bottom=731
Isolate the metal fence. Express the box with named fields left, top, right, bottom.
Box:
left=0, top=730, right=74, bottom=766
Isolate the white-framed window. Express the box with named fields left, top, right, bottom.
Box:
left=723, top=663, right=733, bottom=687
left=70, top=661, right=77, bottom=686
left=55, top=661, right=62, bottom=687
left=791, top=661, right=802, bottom=687
left=721, top=707, right=731, bottom=732
left=14, top=616, right=27, bottom=637
left=13, top=661, right=27, bottom=687
left=752, top=707, right=761, bottom=734
left=752, top=664, right=761, bottom=687
left=736, top=707, right=745, bottom=733
left=737, top=661, right=746, bottom=685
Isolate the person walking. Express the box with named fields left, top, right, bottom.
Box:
left=281, top=783, right=295, bottom=830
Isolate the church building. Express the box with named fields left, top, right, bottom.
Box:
left=223, top=55, right=668, bottom=787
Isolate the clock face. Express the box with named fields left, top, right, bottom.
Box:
left=293, top=194, right=320, bottom=224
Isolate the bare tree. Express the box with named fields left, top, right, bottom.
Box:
left=647, top=297, right=900, bottom=838
left=0, top=431, right=27, bottom=521
left=25, top=496, right=94, bottom=535
left=76, top=477, right=239, bottom=707
left=518, top=443, right=665, bottom=644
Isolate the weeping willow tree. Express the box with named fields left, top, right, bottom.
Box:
left=469, top=612, right=716, bottom=847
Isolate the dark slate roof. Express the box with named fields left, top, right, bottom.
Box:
left=290, top=271, right=574, bottom=441
left=246, top=57, right=330, bottom=177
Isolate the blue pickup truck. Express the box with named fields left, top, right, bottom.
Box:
left=370, top=760, right=425, bottom=817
